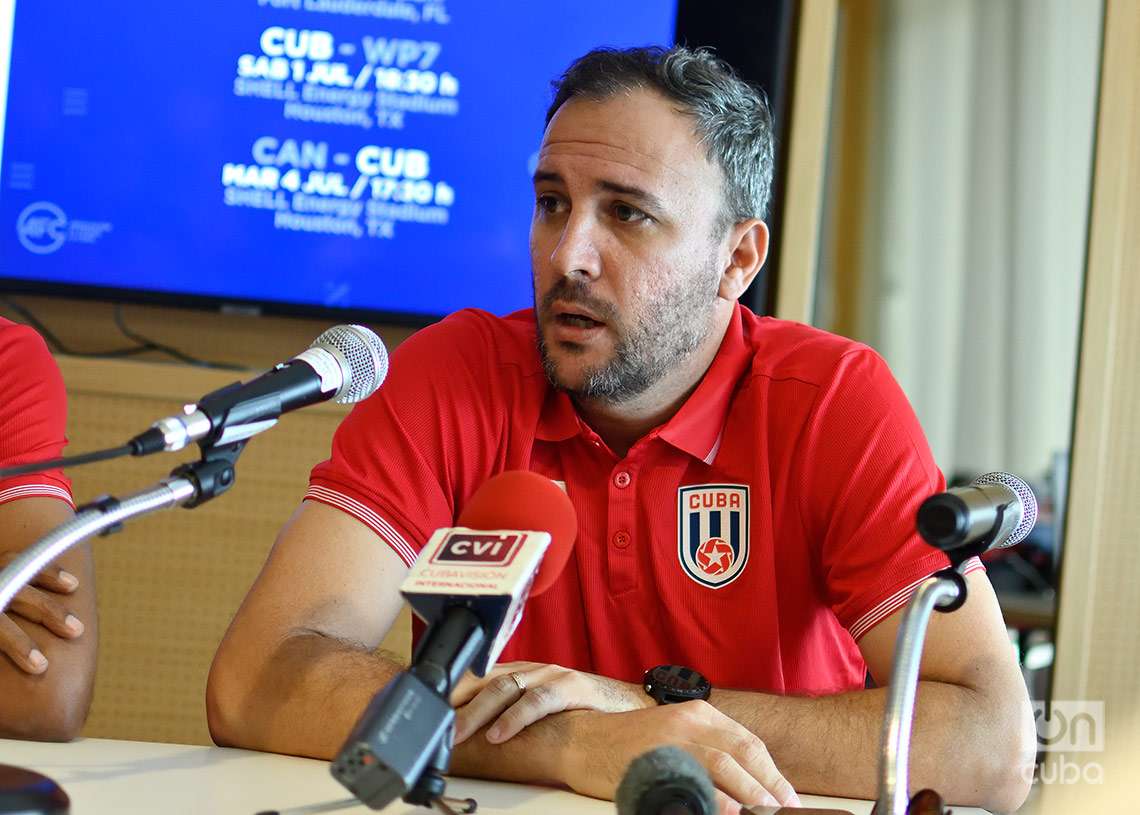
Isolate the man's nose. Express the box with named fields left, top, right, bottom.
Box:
left=549, top=214, right=601, bottom=280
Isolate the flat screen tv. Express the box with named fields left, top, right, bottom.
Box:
left=0, top=2, right=794, bottom=324
left=0, top=0, right=793, bottom=326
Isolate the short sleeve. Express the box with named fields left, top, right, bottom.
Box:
left=0, top=323, right=74, bottom=508
left=797, top=348, right=982, bottom=641
left=307, top=310, right=506, bottom=567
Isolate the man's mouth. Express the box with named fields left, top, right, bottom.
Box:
left=556, top=312, right=605, bottom=329
left=551, top=300, right=607, bottom=329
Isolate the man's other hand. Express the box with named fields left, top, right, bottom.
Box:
left=452, top=661, right=653, bottom=744
left=0, top=554, right=84, bottom=674
left=560, top=701, right=799, bottom=811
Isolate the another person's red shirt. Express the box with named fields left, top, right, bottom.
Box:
left=0, top=318, right=73, bottom=510
left=309, top=304, right=980, bottom=694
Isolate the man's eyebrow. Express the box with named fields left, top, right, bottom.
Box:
left=597, top=180, right=665, bottom=212
left=532, top=170, right=563, bottom=186
left=531, top=172, right=667, bottom=213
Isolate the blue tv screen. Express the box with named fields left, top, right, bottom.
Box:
left=0, top=2, right=677, bottom=322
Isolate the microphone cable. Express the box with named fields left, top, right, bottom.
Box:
left=0, top=442, right=146, bottom=479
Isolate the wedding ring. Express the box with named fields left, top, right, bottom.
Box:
left=508, top=672, right=526, bottom=693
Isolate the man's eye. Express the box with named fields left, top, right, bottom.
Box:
left=613, top=203, right=649, bottom=223
left=536, top=195, right=562, bottom=214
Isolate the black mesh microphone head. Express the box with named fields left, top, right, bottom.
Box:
left=615, top=746, right=716, bottom=815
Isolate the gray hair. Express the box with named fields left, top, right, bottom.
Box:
left=546, top=45, right=775, bottom=224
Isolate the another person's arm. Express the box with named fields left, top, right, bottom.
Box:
left=0, top=322, right=97, bottom=741
left=0, top=499, right=97, bottom=741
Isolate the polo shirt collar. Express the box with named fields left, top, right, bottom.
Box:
left=535, top=303, right=752, bottom=458
left=657, top=302, right=752, bottom=463
left=536, top=386, right=581, bottom=442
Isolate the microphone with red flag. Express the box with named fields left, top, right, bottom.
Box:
left=400, top=469, right=576, bottom=676
left=331, top=471, right=576, bottom=810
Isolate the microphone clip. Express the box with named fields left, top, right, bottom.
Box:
left=945, top=503, right=1009, bottom=569
left=168, top=437, right=250, bottom=509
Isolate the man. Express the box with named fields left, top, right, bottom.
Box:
left=208, top=46, right=1034, bottom=811
left=0, top=317, right=97, bottom=740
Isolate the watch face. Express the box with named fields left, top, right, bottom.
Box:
left=645, top=665, right=710, bottom=703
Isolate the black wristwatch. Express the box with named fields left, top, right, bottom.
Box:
left=643, top=664, right=712, bottom=704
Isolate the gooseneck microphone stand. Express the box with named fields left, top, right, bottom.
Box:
left=2, top=322, right=389, bottom=612
left=875, top=472, right=1035, bottom=815
left=0, top=437, right=256, bottom=614
left=874, top=563, right=969, bottom=815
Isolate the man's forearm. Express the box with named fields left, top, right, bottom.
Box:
left=208, top=631, right=405, bottom=760
left=234, top=636, right=572, bottom=785
left=450, top=714, right=575, bottom=789
left=711, top=681, right=1031, bottom=810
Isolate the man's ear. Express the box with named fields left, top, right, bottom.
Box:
left=718, top=219, right=769, bottom=301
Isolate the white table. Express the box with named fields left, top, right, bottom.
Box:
left=0, top=738, right=988, bottom=814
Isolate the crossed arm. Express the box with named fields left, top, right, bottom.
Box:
left=207, top=501, right=1035, bottom=813
left=0, top=497, right=98, bottom=740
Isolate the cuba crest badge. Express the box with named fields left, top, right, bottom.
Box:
left=677, top=484, right=750, bottom=589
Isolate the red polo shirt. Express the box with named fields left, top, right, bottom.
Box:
left=308, top=304, right=981, bottom=694
left=0, top=319, right=74, bottom=509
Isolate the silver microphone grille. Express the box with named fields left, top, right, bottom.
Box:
left=974, top=471, right=1038, bottom=547
left=312, top=325, right=389, bottom=404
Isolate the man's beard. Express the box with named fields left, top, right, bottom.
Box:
left=535, top=262, right=721, bottom=405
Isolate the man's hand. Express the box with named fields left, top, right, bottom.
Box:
left=560, top=701, right=799, bottom=811
left=0, top=553, right=85, bottom=674
left=452, top=661, right=653, bottom=744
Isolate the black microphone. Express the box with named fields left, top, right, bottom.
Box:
left=616, top=747, right=716, bottom=815
left=130, top=324, right=388, bottom=454
left=916, top=471, right=1038, bottom=553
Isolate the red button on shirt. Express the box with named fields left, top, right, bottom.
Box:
left=308, top=304, right=982, bottom=695
left=613, top=531, right=631, bottom=548
left=613, top=471, right=631, bottom=489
